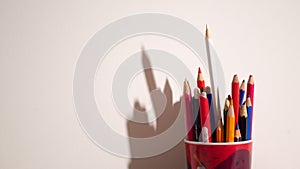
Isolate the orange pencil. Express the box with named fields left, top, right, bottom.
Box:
left=216, top=119, right=223, bottom=142
left=232, top=74, right=239, bottom=125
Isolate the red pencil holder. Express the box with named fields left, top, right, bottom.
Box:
left=185, top=140, right=252, bottom=169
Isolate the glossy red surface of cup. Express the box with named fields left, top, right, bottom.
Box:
left=185, top=140, right=252, bottom=169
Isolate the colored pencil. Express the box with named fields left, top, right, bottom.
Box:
left=232, top=74, right=240, bottom=125
left=200, top=92, right=212, bottom=142
left=206, top=86, right=217, bottom=142
left=226, top=99, right=235, bottom=142
left=192, top=87, right=201, bottom=141
left=246, top=95, right=253, bottom=140
left=238, top=102, right=248, bottom=141
left=223, top=97, right=230, bottom=142
left=197, top=67, right=205, bottom=92
left=246, top=75, right=255, bottom=107
left=216, top=119, right=223, bottom=142
left=239, top=80, right=245, bottom=106
left=184, top=80, right=195, bottom=141
left=205, top=25, right=221, bottom=125
left=234, top=124, right=242, bottom=142
left=206, top=86, right=212, bottom=109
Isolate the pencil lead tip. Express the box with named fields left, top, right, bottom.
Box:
left=198, top=67, right=202, bottom=73
left=228, top=95, right=232, bottom=100
left=205, top=24, right=211, bottom=38
left=233, top=74, right=239, bottom=82
left=248, top=75, right=254, bottom=84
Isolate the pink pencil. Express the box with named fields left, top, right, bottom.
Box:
left=184, top=80, right=195, bottom=141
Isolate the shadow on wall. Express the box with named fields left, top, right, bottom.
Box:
left=127, top=48, right=187, bottom=169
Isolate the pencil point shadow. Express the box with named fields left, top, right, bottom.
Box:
left=127, top=48, right=187, bottom=169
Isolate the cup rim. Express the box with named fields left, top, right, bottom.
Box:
left=184, top=139, right=253, bottom=145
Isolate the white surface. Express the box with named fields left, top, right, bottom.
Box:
left=0, top=0, right=299, bottom=168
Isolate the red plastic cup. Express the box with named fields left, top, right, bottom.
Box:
left=185, top=140, right=252, bottom=169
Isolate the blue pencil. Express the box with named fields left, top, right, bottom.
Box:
left=246, top=96, right=252, bottom=140
left=206, top=86, right=217, bottom=142
left=239, top=80, right=245, bottom=106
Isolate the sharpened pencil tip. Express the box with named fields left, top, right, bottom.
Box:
left=198, top=67, right=202, bottom=73
left=184, top=79, right=190, bottom=94
left=246, top=96, right=252, bottom=106
left=205, top=86, right=211, bottom=93
left=205, top=24, right=211, bottom=39
left=233, top=74, right=239, bottom=82
left=248, top=75, right=254, bottom=84
left=228, top=95, right=232, bottom=101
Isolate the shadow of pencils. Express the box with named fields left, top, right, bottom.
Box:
left=127, top=48, right=187, bottom=169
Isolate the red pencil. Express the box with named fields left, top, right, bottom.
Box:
left=199, top=92, right=212, bottom=142
left=232, top=74, right=240, bottom=125
left=247, top=75, right=254, bottom=107
left=197, top=67, right=205, bottom=92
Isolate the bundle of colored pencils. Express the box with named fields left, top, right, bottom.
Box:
left=183, top=73, right=254, bottom=143
left=183, top=25, right=254, bottom=143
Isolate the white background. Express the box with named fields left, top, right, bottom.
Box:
left=1, top=0, right=299, bottom=168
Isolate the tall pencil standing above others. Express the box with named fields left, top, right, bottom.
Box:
left=205, top=25, right=221, bottom=124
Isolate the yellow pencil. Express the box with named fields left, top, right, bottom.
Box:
left=226, top=99, right=235, bottom=142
